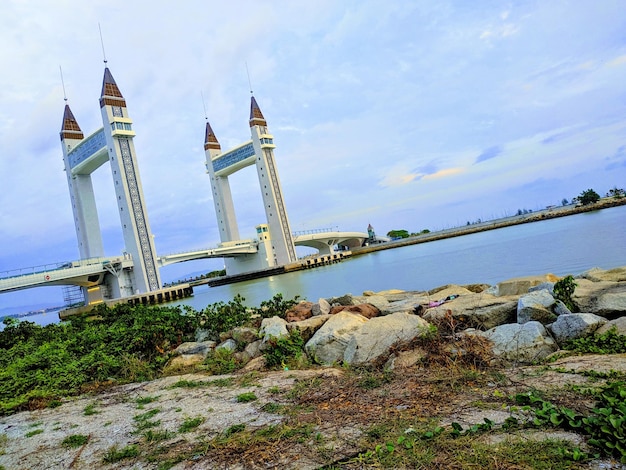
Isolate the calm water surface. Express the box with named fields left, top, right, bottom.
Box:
left=17, top=205, right=626, bottom=323
left=180, top=205, right=626, bottom=310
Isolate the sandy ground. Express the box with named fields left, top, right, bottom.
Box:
left=1, top=355, right=626, bottom=469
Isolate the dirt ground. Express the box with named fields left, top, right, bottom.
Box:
left=1, top=354, right=626, bottom=470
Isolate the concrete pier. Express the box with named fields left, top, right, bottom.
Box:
left=58, top=284, right=193, bottom=319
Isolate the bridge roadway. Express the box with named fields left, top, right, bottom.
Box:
left=0, top=231, right=368, bottom=294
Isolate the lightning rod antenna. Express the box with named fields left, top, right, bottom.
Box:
left=200, top=91, right=208, bottom=121
left=98, top=23, right=108, bottom=64
left=59, top=66, right=68, bottom=102
left=245, top=62, right=253, bottom=95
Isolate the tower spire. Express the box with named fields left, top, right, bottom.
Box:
left=204, top=121, right=221, bottom=151
left=60, top=104, right=83, bottom=141
left=100, top=67, right=126, bottom=108
left=249, top=96, right=267, bottom=127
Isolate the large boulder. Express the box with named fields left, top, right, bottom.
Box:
left=231, top=326, right=259, bottom=345
left=259, top=316, right=289, bottom=350
left=172, top=341, right=216, bottom=357
left=517, top=290, right=556, bottom=324
left=481, top=321, right=558, bottom=364
left=596, top=316, right=626, bottom=336
left=311, top=298, right=331, bottom=316
left=571, top=279, right=626, bottom=318
left=305, top=312, right=368, bottom=365
left=285, top=301, right=314, bottom=322
left=577, top=266, right=626, bottom=282
left=422, top=294, right=517, bottom=330
left=549, top=313, right=608, bottom=343
left=286, top=314, right=332, bottom=342
left=496, top=274, right=559, bottom=296
left=343, top=312, right=431, bottom=366
left=330, top=303, right=380, bottom=319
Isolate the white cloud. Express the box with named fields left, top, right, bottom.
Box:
left=1, top=0, right=625, bottom=308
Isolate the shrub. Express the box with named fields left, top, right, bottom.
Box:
left=252, top=293, right=300, bottom=319
left=263, top=330, right=307, bottom=369
left=564, top=327, right=626, bottom=354
left=189, top=294, right=250, bottom=337
left=553, top=275, right=577, bottom=312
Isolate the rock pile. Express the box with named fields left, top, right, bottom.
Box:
left=168, top=266, right=626, bottom=371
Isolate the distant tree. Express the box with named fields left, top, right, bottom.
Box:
left=578, top=189, right=601, bottom=206
left=420, top=229, right=430, bottom=234
left=607, top=186, right=625, bottom=199
left=387, top=229, right=410, bottom=239
left=561, top=198, right=569, bottom=206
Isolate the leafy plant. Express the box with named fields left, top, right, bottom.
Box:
left=564, top=327, right=626, bottom=354
left=203, top=348, right=243, bottom=374
left=553, top=275, right=577, bottom=312
left=263, top=330, right=307, bottom=369
left=252, top=293, right=300, bottom=319
left=577, top=188, right=601, bottom=205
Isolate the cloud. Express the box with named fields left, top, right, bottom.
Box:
left=422, top=167, right=466, bottom=180
left=475, top=145, right=502, bottom=163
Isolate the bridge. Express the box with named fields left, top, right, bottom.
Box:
left=1, top=64, right=373, bottom=308
left=0, top=230, right=369, bottom=295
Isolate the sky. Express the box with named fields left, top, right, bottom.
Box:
left=1, top=0, right=625, bottom=310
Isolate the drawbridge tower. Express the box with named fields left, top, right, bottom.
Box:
left=204, top=97, right=297, bottom=274
left=60, top=66, right=161, bottom=298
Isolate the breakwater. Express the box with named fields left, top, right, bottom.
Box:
left=353, top=198, right=626, bottom=256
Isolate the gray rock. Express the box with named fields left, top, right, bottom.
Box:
left=259, top=316, right=289, bottom=351
left=423, top=294, right=517, bottom=330
left=312, top=298, right=331, bottom=316
left=553, top=300, right=572, bottom=316
left=549, top=313, right=608, bottom=343
left=481, top=321, right=558, bottom=364
left=231, top=326, right=259, bottom=345
left=496, top=274, right=559, bottom=296
left=195, top=329, right=214, bottom=342
left=329, top=294, right=356, bottom=306
left=528, top=282, right=555, bottom=295
left=286, top=314, right=331, bottom=342
left=572, top=280, right=626, bottom=317
left=577, top=266, right=626, bottom=282
left=244, top=339, right=263, bottom=358
left=305, top=311, right=368, bottom=365
left=517, top=290, right=556, bottom=324
left=343, top=312, right=431, bottom=366
left=595, top=316, right=626, bottom=336
left=216, top=338, right=237, bottom=351
left=173, top=341, right=216, bottom=357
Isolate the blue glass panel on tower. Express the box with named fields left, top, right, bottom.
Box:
left=212, top=142, right=255, bottom=172
left=68, top=129, right=107, bottom=170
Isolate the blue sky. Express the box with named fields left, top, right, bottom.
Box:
left=1, top=1, right=625, bottom=310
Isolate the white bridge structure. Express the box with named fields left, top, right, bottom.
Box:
left=0, top=65, right=368, bottom=306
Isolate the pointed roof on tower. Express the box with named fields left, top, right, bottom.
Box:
left=249, top=96, right=267, bottom=127
left=204, top=121, right=221, bottom=151
left=60, top=104, right=84, bottom=141
left=99, top=67, right=126, bottom=108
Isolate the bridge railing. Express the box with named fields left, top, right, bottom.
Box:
left=292, top=227, right=337, bottom=236
left=0, top=257, right=120, bottom=281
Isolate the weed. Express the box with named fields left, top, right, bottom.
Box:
left=61, top=434, right=90, bottom=448
left=133, top=408, right=161, bottom=431
left=169, top=379, right=205, bottom=388
left=178, top=416, right=204, bottom=433
left=208, top=377, right=235, bottom=387
left=102, top=444, right=139, bottom=463
left=136, top=395, right=160, bottom=405
left=83, top=403, right=99, bottom=415
left=25, top=429, right=43, bottom=438
left=554, top=275, right=577, bottom=312
left=564, top=327, right=626, bottom=354
left=238, top=371, right=260, bottom=387
left=236, top=392, right=258, bottom=403
left=223, top=423, right=246, bottom=437
left=260, top=402, right=285, bottom=413
left=263, top=330, right=307, bottom=370
left=268, top=386, right=281, bottom=394
left=203, top=348, right=243, bottom=374
left=251, top=293, right=301, bottom=319
left=143, top=429, right=175, bottom=442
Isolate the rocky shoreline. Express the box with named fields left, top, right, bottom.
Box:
left=1, top=266, right=625, bottom=469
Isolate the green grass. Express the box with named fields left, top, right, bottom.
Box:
left=102, top=444, right=139, bottom=463
left=236, top=392, right=257, bottom=403
left=25, top=429, right=43, bottom=438
left=62, top=434, right=90, bottom=448
left=178, top=416, right=204, bottom=433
